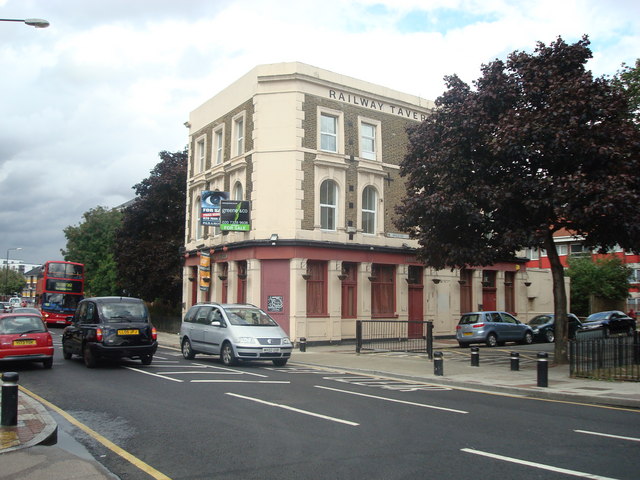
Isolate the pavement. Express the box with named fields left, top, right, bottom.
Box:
left=1, top=332, right=639, bottom=479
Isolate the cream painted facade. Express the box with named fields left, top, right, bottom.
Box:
left=183, top=62, right=563, bottom=343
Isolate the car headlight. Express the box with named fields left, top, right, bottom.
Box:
left=532, top=328, right=539, bottom=333
left=282, top=337, right=292, bottom=345
left=237, top=337, right=258, bottom=344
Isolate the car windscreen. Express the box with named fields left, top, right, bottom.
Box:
left=225, top=307, right=279, bottom=326
left=585, top=312, right=608, bottom=322
left=101, top=303, right=149, bottom=323
left=0, top=315, right=47, bottom=334
left=528, top=315, right=552, bottom=326
left=459, top=314, right=481, bottom=325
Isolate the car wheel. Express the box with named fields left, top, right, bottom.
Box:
left=62, top=345, right=72, bottom=360
left=272, top=358, right=288, bottom=367
left=522, top=331, right=534, bottom=345
left=220, top=342, right=238, bottom=366
left=182, top=338, right=195, bottom=360
left=42, top=358, right=53, bottom=369
left=83, top=344, right=97, bottom=368
left=545, top=330, right=555, bottom=343
left=486, top=333, right=498, bottom=347
left=141, top=355, right=153, bottom=365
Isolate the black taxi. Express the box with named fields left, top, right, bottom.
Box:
left=62, top=296, right=157, bottom=368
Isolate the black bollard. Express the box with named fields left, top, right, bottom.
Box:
left=470, top=347, right=480, bottom=367
left=537, top=352, right=548, bottom=387
left=299, top=337, right=307, bottom=352
left=434, top=351, right=444, bottom=376
left=1, top=372, right=19, bottom=427
left=510, top=352, right=520, bottom=371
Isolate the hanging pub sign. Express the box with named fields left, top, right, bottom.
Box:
left=199, top=250, right=211, bottom=291
left=201, top=191, right=229, bottom=226
left=220, top=200, right=251, bottom=231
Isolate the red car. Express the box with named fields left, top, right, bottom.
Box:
left=0, top=313, right=54, bottom=368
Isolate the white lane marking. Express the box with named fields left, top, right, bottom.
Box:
left=315, top=386, right=468, bottom=414
left=124, top=367, right=183, bottom=382
left=575, top=430, right=640, bottom=443
left=225, top=392, right=359, bottom=426
left=152, top=370, right=252, bottom=375
left=461, top=448, right=620, bottom=480
left=192, top=363, right=268, bottom=377
left=192, top=380, right=290, bottom=384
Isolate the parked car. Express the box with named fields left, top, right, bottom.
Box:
left=1, top=302, right=11, bottom=313
left=456, top=311, right=534, bottom=347
left=527, top=313, right=582, bottom=343
left=8, top=297, right=22, bottom=310
left=180, top=303, right=293, bottom=366
left=11, top=307, right=42, bottom=316
left=62, top=297, right=157, bottom=368
left=579, top=310, right=636, bottom=337
left=0, top=313, right=54, bottom=368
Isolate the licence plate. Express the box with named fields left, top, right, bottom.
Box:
left=463, top=332, right=473, bottom=336
left=13, top=339, right=36, bottom=346
left=262, top=347, right=281, bottom=353
left=118, top=329, right=139, bottom=335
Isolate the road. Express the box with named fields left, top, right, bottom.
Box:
left=10, top=329, right=640, bottom=479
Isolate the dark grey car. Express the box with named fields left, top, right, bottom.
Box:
left=456, top=311, right=534, bottom=347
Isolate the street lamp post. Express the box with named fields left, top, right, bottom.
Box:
left=0, top=18, right=49, bottom=28
left=4, top=248, right=22, bottom=297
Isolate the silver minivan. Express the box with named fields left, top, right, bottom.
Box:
left=456, top=311, right=533, bottom=347
left=180, top=303, right=293, bottom=366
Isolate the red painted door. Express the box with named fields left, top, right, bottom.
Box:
left=408, top=285, right=424, bottom=338
left=260, top=260, right=290, bottom=334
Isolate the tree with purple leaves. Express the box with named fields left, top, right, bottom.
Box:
left=396, top=36, right=640, bottom=363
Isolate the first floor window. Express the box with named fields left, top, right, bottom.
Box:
left=320, top=179, right=338, bottom=230
left=233, top=182, right=243, bottom=200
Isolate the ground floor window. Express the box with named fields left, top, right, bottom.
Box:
left=371, top=264, right=395, bottom=317
left=306, top=261, right=327, bottom=316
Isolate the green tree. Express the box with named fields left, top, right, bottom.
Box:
left=567, top=256, right=632, bottom=317
left=62, top=206, right=122, bottom=296
left=114, top=149, right=187, bottom=305
left=2, top=268, right=26, bottom=297
left=395, top=36, right=640, bottom=363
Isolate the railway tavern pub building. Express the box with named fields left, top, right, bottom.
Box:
left=182, top=62, right=556, bottom=343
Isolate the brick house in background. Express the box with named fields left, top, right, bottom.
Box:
left=522, top=228, right=640, bottom=314
left=182, top=62, right=561, bottom=342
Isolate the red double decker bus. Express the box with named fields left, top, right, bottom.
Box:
left=35, top=261, right=85, bottom=326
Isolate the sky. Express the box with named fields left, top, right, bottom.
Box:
left=1, top=0, right=638, bottom=265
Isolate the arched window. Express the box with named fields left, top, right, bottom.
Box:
left=362, top=186, right=377, bottom=234
left=233, top=182, right=243, bottom=201
left=320, top=180, right=338, bottom=231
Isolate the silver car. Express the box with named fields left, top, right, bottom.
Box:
left=180, top=303, right=293, bottom=366
left=456, top=311, right=534, bottom=347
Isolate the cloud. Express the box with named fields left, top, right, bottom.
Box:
left=0, top=0, right=638, bottom=264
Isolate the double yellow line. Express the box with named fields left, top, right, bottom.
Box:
left=20, top=386, right=172, bottom=480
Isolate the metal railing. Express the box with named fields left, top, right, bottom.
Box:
left=569, top=333, right=640, bottom=381
left=355, top=320, right=434, bottom=359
